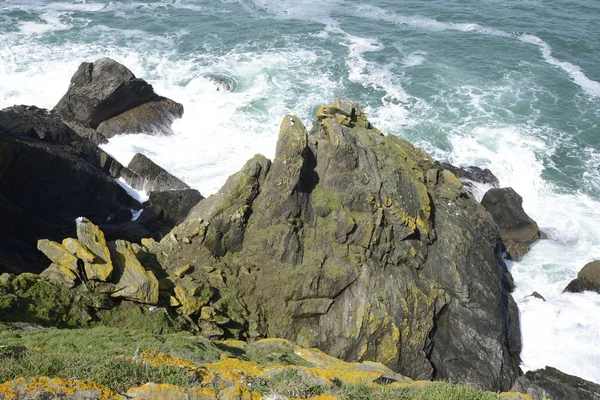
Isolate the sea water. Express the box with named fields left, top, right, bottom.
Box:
left=1, top=0, right=599, bottom=383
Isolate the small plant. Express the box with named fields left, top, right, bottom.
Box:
left=252, top=368, right=329, bottom=398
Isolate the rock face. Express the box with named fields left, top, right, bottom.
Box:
left=53, top=57, right=183, bottom=143
left=0, top=106, right=140, bottom=273
left=481, top=187, right=541, bottom=260
left=564, top=260, right=600, bottom=294
left=126, top=153, right=189, bottom=192
left=511, top=367, right=600, bottom=400
left=150, top=100, right=520, bottom=391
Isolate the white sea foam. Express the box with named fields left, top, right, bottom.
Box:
left=352, top=4, right=600, bottom=98
left=520, top=34, right=600, bottom=98
left=445, top=123, right=600, bottom=383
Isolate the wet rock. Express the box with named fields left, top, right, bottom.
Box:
left=97, top=98, right=184, bottom=138
left=153, top=100, right=520, bottom=391
left=481, top=187, right=541, bottom=261
left=204, top=74, right=237, bottom=92
left=110, top=240, right=159, bottom=304
left=564, top=260, right=600, bottom=294
left=53, top=57, right=183, bottom=140
left=438, top=162, right=500, bottom=187
left=526, top=291, right=546, bottom=301
left=126, top=153, right=189, bottom=192
left=511, top=366, right=600, bottom=400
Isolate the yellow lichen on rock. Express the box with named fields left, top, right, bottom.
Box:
left=126, top=383, right=216, bottom=400
left=133, top=348, right=204, bottom=375
left=36, top=239, right=79, bottom=273
left=0, top=377, right=120, bottom=400
left=76, top=217, right=113, bottom=281
left=62, top=237, right=95, bottom=262
left=110, top=240, right=159, bottom=304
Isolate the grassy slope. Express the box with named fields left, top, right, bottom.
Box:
left=0, top=325, right=529, bottom=399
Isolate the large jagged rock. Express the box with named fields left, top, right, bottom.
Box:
left=150, top=100, right=520, bottom=391
left=76, top=217, right=113, bottom=281
left=437, top=162, right=499, bottom=197
left=97, top=98, right=183, bottom=138
left=125, top=153, right=189, bottom=192
left=564, top=260, right=600, bottom=294
left=481, top=187, right=541, bottom=260
left=511, top=367, right=600, bottom=400
left=145, top=189, right=205, bottom=226
left=53, top=57, right=183, bottom=142
left=0, top=107, right=141, bottom=273
left=110, top=239, right=159, bottom=304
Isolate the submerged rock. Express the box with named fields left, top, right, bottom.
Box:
left=511, top=367, right=600, bottom=400
left=481, top=187, right=541, bottom=260
left=150, top=100, right=520, bottom=391
left=564, top=260, right=600, bottom=294
left=53, top=57, right=184, bottom=141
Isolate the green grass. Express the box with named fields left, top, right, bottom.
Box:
left=0, top=325, right=526, bottom=399
left=0, top=345, right=198, bottom=393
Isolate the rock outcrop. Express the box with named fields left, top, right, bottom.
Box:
left=4, top=100, right=521, bottom=392
left=125, top=153, right=189, bottom=192
left=53, top=57, right=183, bottom=143
left=437, top=162, right=499, bottom=197
left=0, top=106, right=140, bottom=273
left=481, top=187, right=541, bottom=260
left=511, top=367, right=600, bottom=400
left=564, top=260, right=600, bottom=294
left=148, top=100, right=520, bottom=391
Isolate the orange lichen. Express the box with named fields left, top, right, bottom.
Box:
left=0, top=377, right=119, bottom=400
left=132, top=348, right=204, bottom=375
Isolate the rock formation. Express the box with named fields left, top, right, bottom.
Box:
left=481, top=187, right=542, bottom=260
left=2, top=98, right=522, bottom=392
left=53, top=57, right=183, bottom=143
left=511, top=367, right=600, bottom=400
left=564, top=260, right=600, bottom=294
left=144, top=100, right=520, bottom=391
left=437, top=162, right=499, bottom=196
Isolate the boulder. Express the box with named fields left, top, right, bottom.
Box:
left=511, top=367, right=600, bottom=400
left=126, top=153, right=189, bottom=192
left=110, top=240, right=159, bottom=304
left=145, top=189, right=204, bottom=226
left=53, top=57, right=183, bottom=140
left=150, top=100, right=520, bottom=391
left=97, top=98, right=183, bottom=138
left=437, top=162, right=499, bottom=196
left=481, top=187, right=541, bottom=260
left=36, top=239, right=79, bottom=273
left=76, top=217, right=113, bottom=281
left=564, top=260, right=600, bottom=294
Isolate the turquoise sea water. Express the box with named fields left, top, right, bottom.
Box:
left=1, top=0, right=599, bottom=383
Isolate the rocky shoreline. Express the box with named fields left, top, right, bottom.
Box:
left=1, top=59, right=599, bottom=400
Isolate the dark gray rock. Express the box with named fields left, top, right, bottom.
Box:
left=438, top=162, right=500, bottom=189
left=53, top=57, right=183, bottom=139
left=53, top=57, right=156, bottom=129
left=564, top=261, right=600, bottom=294
left=126, top=153, right=189, bottom=192
left=511, top=367, right=600, bottom=400
left=151, top=100, right=520, bottom=391
left=481, top=187, right=541, bottom=261
left=97, top=98, right=183, bottom=138
left=0, top=107, right=141, bottom=273
left=145, top=189, right=204, bottom=226
left=204, top=74, right=237, bottom=92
